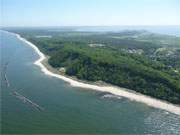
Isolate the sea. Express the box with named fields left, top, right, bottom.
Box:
left=1, top=28, right=180, bottom=134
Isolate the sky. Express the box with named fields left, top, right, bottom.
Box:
left=1, top=0, right=180, bottom=27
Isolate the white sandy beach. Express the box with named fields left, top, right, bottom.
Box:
left=3, top=30, right=180, bottom=115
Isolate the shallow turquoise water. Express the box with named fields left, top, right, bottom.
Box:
left=1, top=31, right=180, bottom=134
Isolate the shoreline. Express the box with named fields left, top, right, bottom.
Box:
left=2, top=30, right=180, bottom=115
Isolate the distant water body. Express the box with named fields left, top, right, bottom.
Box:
left=1, top=31, right=180, bottom=134
left=75, top=26, right=180, bottom=36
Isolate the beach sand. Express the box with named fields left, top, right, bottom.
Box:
left=3, top=30, right=180, bottom=115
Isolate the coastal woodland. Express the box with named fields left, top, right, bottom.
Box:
left=6, top=28, right=180, bottom=104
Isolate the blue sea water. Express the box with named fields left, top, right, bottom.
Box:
left=75, top=26, right=180, bottom=36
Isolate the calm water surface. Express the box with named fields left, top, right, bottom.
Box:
left=1, top=31, right=180, bottom=134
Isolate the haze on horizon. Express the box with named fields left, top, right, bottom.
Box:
left=1, top=0, right=180, bottom=27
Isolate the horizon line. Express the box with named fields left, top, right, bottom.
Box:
left=1, top=25, right=180, bottom=28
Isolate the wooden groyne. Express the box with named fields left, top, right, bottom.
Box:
left=3, top=62, right=10, bottom=87
left=4, top=62, right=9, bottom=72
left=11, top=91, right=44, bottom=111
left=4, top=74, right=10, bottom=87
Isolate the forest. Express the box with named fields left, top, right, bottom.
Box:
left=5, top=28, right=180, bottom=104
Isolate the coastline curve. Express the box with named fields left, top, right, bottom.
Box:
left=2, top=30, right=180, bottom=115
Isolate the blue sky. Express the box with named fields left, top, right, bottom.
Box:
left=1, top=0, right=180, bottom=27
